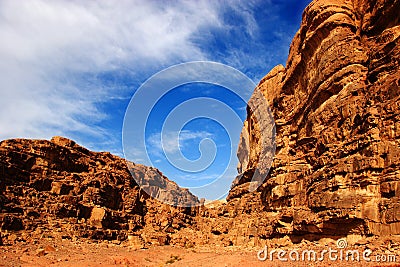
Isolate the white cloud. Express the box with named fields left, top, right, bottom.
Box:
left=0, top=0, right=222, bottom=144
left=147, top=130, right=213, bottom=156
left=176, top=172, right=220, bottom=181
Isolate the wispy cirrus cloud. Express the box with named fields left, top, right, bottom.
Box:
left=0, top=0, right=222, bottom=149
left=147, top=130, right=213, bottom=156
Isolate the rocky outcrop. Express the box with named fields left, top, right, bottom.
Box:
left=231, top=0, right=400, bottom=242
left=0, top=136, right=198, bottom=245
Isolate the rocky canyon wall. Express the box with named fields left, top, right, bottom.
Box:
left=231, top=0, right=400, bottom=241
left=0, top=136, right=198, bottom=246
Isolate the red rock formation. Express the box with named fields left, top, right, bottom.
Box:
left=232, top=0, right=400, bottom=242
left=0, top=136, right=198, bottom=245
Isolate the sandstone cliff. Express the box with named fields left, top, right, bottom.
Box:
left=0, top=136, right=198, bottom=246
left=231, top=0, right=400, bottom=242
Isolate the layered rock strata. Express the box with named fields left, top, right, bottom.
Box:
left=0, top=136, right=198, bottom=246
left=231, top=0, right=400, bottom=242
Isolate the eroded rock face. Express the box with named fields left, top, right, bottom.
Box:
left=0, top=136, right=198, bottom=244
left=232, top=0, right=400, bottom=241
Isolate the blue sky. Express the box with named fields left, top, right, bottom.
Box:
left=0, top=0, right=311, bottom=200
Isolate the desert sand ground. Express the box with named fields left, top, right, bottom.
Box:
left=1, top=238, right=400, bottom=267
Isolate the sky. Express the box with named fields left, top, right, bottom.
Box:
left=0, top=0, right=311, bottom=200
